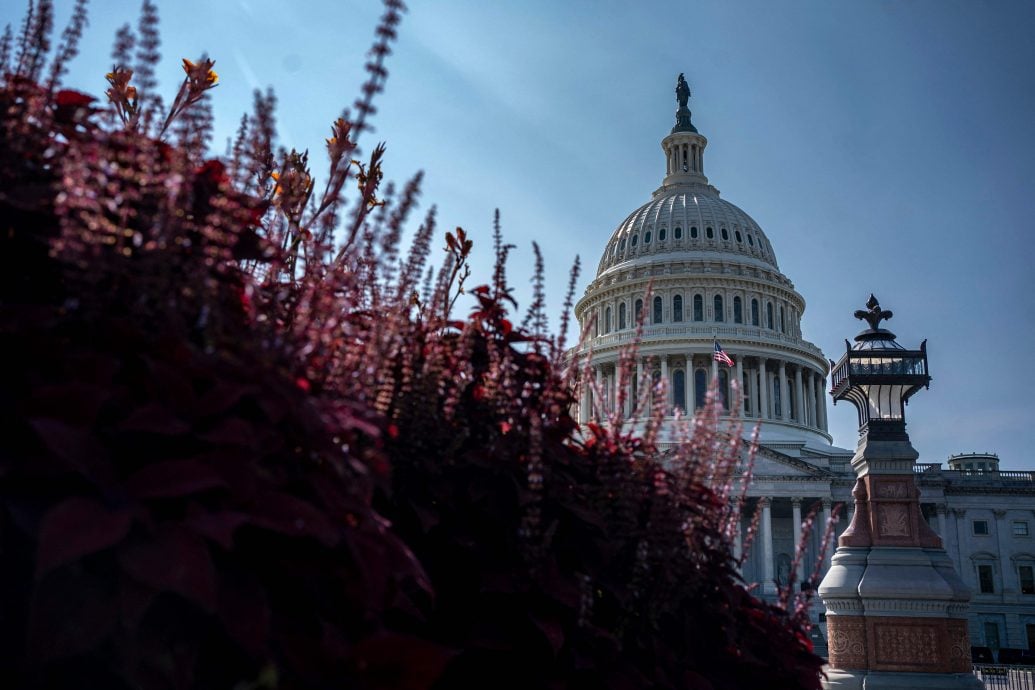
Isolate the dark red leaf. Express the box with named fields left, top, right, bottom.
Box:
left=55, top=89, right=95, bottom=108
left=118, top=526, right=217, bottom=612
left=118, top=402, right=191, bottom=436
left=352, top=633, right=456, bottom=690
left=36, top=497, right=133, bottom=576
left=217, top=573, right=270, bottom=656
left=29, top=417, right=117, bottom=484
left=250, top=491, right=340, bottom=546
left=126, top=458, right=228, bottom=499
left=200, top=417, right=259, bottom=448
left=28, top=570, right=117, bottom=661
left=531, top=613, right=565, bottom=656
left=184, top=506, right=252, bottom=549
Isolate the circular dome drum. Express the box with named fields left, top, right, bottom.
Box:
left=574, top=77, right=834, bottom=450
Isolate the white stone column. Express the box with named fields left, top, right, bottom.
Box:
left=817, top=376, right=828, bottom=431
left=994, top=509, right=1015, bottom=595
left=735, top=355, right=744, bottom=415
left=821, top=498, right=833, bottom=571
left=794, top=366, right=804, bottom=423
left=732, top=498, right=743, bottom=572
left=608, top=366, right=616, bottom=415
left=633, top=355, right=641, bottom=415
left=760, top=497, right=775, bottom=593
left=758, top=358, right=769, bottom=420
left=779, top=360, right=789, bottom=422
left=791, top=497, right=803, bottom=580
left=660, top=356, right=669, bottom=413
left=806, top=369, right=817, bottom=427
left=579, top=368, right=591, bottom=423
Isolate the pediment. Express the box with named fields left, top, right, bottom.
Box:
left=750, top=445, right=833, bottom=478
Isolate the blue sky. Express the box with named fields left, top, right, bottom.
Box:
left=8, top=0, right=1035, bottom=467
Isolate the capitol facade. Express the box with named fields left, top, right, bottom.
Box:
left=572, top=76, right=1035, bottom=659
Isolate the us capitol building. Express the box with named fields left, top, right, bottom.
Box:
left=572, top=75, right=1035, bottom=658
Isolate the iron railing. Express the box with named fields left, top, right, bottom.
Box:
left=974, top=665, right=1035, bottom=689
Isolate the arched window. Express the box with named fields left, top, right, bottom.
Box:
left=631, top=234, right=638, bottom=247
left=780, top=305, right=786, bottom=333
left=721, top=227, right=729, bottom=241
left=773, top=373, right=782, bottom=417
left=634, top=298, right=643, bottom=323
left=766, top=302, right=774, bottom=329
left=714, top=295, right=724, bottom=322
left=618, top=302, right=627, bottom=330
left=673, top=294, right=683, bottom=322
left=706, top=226, right=714, bottom=239
left=605, top=306, right=612, bottom=333
left=673, top=369, right=686, bottom=412
left=674, top=226, right=682, bottom=239
left=653, top=296, right=663, bottom=324
left=658, top=228, right=667, bottom=241
left=644, top=230, right=652, bottom=244
left=747, top=234, right=754, bottom=246
left=694, top=369, right=707, bottom=409
left=735, top=230, right=743, bottom=243
left=733, top=296, right=743, bottom=324
left=690, top=226, right=699, bottom=239
left=693, top=294, right=704, bottom=321
left=751, top=299, right=760, bottom=326
left=718, top=369, right=730, bottom=411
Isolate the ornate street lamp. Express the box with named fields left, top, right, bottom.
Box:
left=818, top=296, right=979, bottom=690
left=829, top=295, right=930, bottom=438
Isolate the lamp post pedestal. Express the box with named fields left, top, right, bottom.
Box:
left=818, top=297, right=979, bottom=690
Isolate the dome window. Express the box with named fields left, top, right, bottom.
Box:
left=706, top=226, right=714, bottom=239
left=653, top=296, right=663, bottom=324
left=658, top=227, right=667, bottom=241
left=644, top=230, right=652, bottom=244
left=605, top=306, right=612, bottom=334
left=619, top=238, right=626, bottom=251
left=619, top=303, right=627, bottom=330
left=721, top=228, right=729, bottom=241
left=751, top=299, right=760, bottom=326
left=693, top=294, right=704, bottom=321
left=690, top=226, right=698, bottom=239
left=735, top=230, right=743, bottom=243
left=673, top=294, right=683, bottom=322
left=747, top=234, right=754, bottom=246
left=674, top=226, right=682, bottom=239
left=766, top=302, right=774, bottom=330
left=780, top=305, right=786, bottom=333
left=733, top=296, right=743, bottom=324
left=631, top=234, right=638, bottom=247
left=714, top=295, right=724, bottom=322
left=635, top=299, right=643, bottom=323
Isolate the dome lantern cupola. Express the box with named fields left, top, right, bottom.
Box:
left=660, top=73, right=709, bottom=189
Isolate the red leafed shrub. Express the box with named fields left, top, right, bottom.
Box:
left=0, top=2, right=824, bottom=689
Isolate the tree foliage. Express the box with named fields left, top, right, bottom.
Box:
left=0, top=2, right=824, bottom=689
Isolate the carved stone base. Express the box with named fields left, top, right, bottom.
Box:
left=827, top=616, right=970, bottom=674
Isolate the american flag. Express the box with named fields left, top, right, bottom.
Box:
left=713, top=341, right=734, bottom=367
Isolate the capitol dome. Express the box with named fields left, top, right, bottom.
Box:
left=574, top=76, right=834, bottom=450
